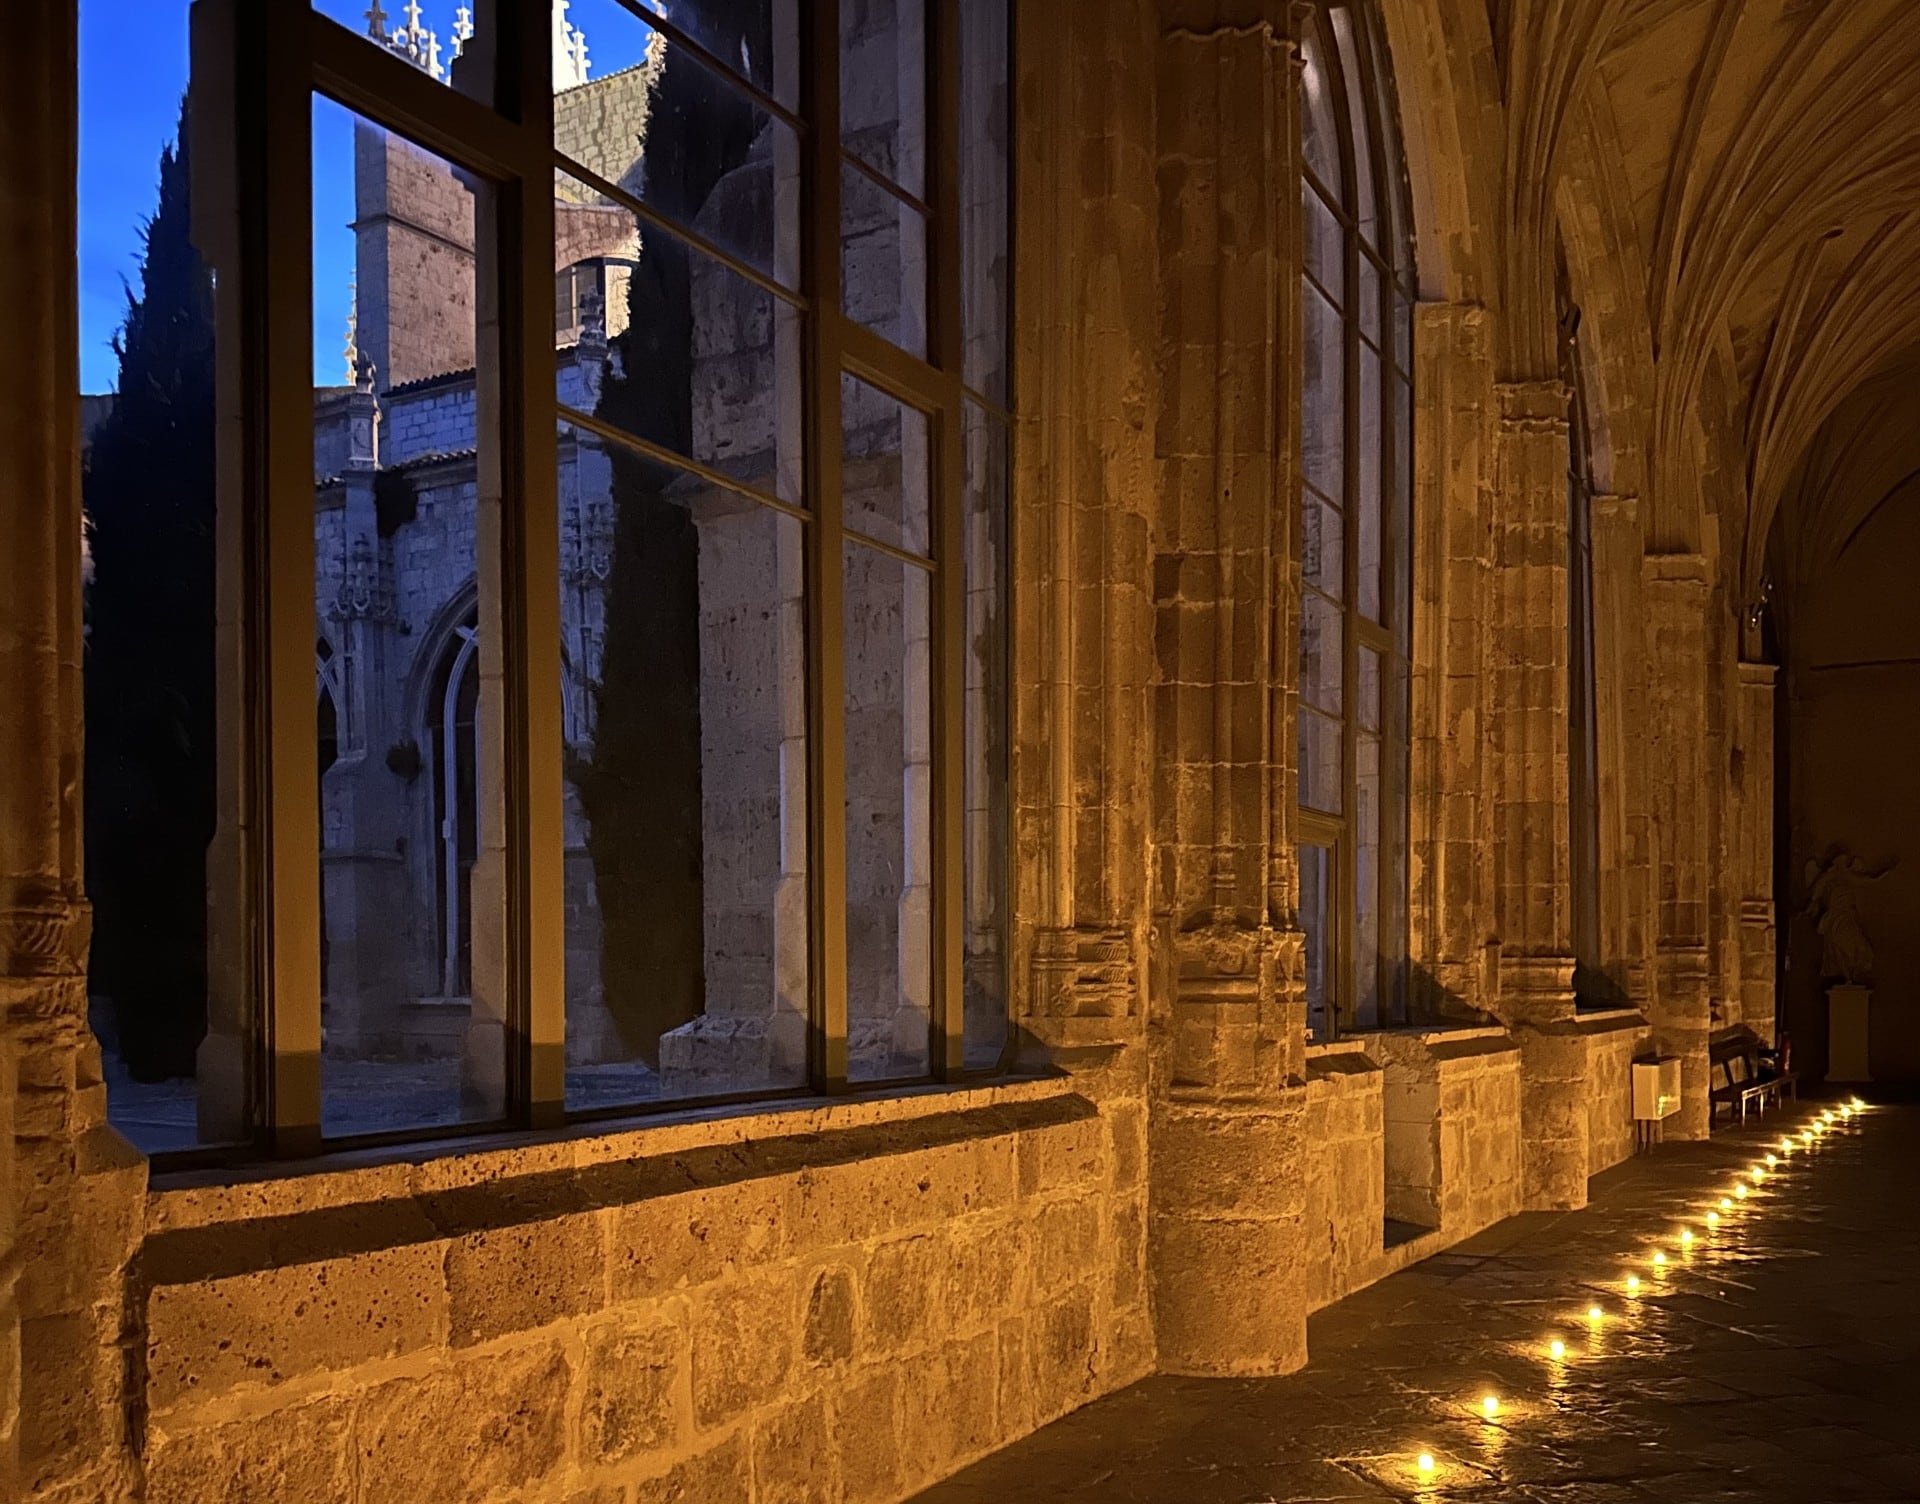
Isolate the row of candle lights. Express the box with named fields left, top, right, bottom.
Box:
left=1410, top=1096, right=1869, bottom=1484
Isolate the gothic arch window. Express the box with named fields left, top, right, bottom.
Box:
left=1558, top=252, right=1604, bottom=1000
left=1297, top=0, right=1416, bottom=1036
left=427, top=615, right=480, bottom=999
left=317, top=639, right=342, bottom=778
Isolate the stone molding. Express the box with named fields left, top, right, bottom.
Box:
left=0, top=886, right=89, bottom=981
left=1028, top=925, right=1139, bottom=1022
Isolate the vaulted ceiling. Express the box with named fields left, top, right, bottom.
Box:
left=1585, top=0, right=1920, bottom=598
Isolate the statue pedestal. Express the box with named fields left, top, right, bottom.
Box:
left=1826, top=984, right=1872, bottom=1083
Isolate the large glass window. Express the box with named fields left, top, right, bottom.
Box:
left=1296, top=0, right=1414, bottom=1037
left=1559, top=252, right=1606, bottom=1006
left=87, top=0, right=1013, bottom=1157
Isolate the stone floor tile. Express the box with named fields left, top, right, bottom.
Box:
left=912, top=1105, right=1919, bottom=1504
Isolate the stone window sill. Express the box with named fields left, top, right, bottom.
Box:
left=145, top=1068, right=1083, bottom=1242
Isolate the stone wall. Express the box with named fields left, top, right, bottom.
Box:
left=134, top=1074, right=1150, bottom=1504
left=1374, top=1029, right=1524, bottom=1237
left=1303, top=1048, right=1385, bottom=1312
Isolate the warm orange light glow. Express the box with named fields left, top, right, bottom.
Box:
left=1548, top=1338, right=1566, bottom=1359
left=1481, top=1394, right=1500, bottom=1417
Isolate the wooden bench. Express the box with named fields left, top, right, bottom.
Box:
left=1709, top=1026, right=1797, bottom=1127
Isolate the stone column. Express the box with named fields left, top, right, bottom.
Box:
left=1488, top=380, right=1588, bottom=1209
left=1734, top=658, right=1778, bottom=1043
left=1011, top=0, right=1159, bottom=1384
left=1645, top=554, right=1714, bottom=1139
left=1588, top=492, right=1650, bottom=1005
left=1407, top=302, right=1495, bottom=1014
left=0, top=3, right=146, bottom=1496
left=1013, top=0, right=1156, bottom=1055
left=1147, top=13, right=1307, bottom=1378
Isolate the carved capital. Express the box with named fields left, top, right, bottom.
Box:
left=0, top=881, right=91, bottom=978
left=1029, top=925, right=1138, bottom=1020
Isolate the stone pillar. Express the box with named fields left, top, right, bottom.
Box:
left=0, top=4, right=146, bottom=1497
left=1734, top=658, right=1778, bottom=1044
left=1588, top=492, right=1650, bottom=1005
left=1147, top=14, right=1308, bottom=1377
left=1645, top=554, right=1714, bottom=1139
left=1012, top=0, right=1156, bottom=1059
left=1406, top=302, right=1495, bottom=1014
left=1011, top=0, right=1159, bottom=1385
left=1488, top=380, right=1588, bottom=1208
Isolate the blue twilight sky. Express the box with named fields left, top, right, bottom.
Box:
left=80, top=1, right=663, bottom=393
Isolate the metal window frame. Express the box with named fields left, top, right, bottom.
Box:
left=1558, top=258, right=1603, bottom=988
left=154, top=0, right=1011, bottom=1169
left=1296, top=0, right=1414, bottom=1040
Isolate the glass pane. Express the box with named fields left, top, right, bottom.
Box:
left=842, top=0, right=927, bottom=197
left=959, top=0, right=1012, bottom=404
left=85, top=4, right=247, bottom=1151
left=1357, top=341, right=1383, bottom=623
left=560, top=439, right=811, bottom=1109
left=313, top=0, right=496, bottom=102
left=1394, top=369, right=1413, bottom=644
left=1304, top=184, right=1344, bottom=307
left=1299, top=706, right=1342, bottom=815
left=1330, top=7, right=1378, bottom=245
left=1302, top=282, right=1345, bottom=501
left=843, top=164, right=930, bottom=359
left=842, top=374, right=931, bottom=555
left=1382, top=654, right=1411, bottom=1019
left=1300, top=590, right=1344, bottom=716
left=1358, top=645, right=1383, bottom=735
left=963, top=402, right=1011, bottom=1068
left=567, top=0, right=801, bottom=113
left=555, top=87, right=802, bottom=294
left=555, top=168, right=805, bottom=509
left=1303, top=491, right=1345, bottom=601
left=1300, top=17, right=1342, bottom=198
left=1358, top=253, right=1381, bottom=347
left=845, top=542, right=936, bottom=1082
left=1355, top=726, right=1382, bottom=1028
left=312, top=97, right=503, bottom=1136
left=1298, top=843, right=1332, bottom=1038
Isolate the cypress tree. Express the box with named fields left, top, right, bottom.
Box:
left=572, top=11, right=767, bottom=1062
left=84, top=98, right=217, bottom=1082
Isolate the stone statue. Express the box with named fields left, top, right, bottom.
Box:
left=1803, top=852, right=1894, bottom=986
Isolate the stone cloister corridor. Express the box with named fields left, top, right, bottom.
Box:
left=9, top=0, right=1920, bottom=1499
left=917, top=1099, right=1910, bottom=1504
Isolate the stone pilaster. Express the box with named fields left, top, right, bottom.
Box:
left=1407, top=302, right=1495, bottom=1015
left=1645, top=554, right=1714, bottom=1139
left=1146, top=14, right=1308, bottom=1376
left=1589, top=493, right=1650, bottom=1006
left=1011, top=0, right=1156, bottom=1064
left=1488, top=380, right=1588, bottom=1207
left=0, top=4, right=146, bottom=1497
left=1734, top=659, right=1778, bottom=1043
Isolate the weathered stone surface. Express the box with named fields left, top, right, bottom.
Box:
left=145, top=1396, right=353, bottom=1504
left=354, top=1345, right=571, bottom=1504
left=581, top=1309, right=685, bottom=1465
left=689, top=1272, right=796, bottom=1431
left=446, top=1214, right=604, bottom=1346
left=145, top=1244, right=450, bottom=1414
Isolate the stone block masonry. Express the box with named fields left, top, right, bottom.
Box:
left=134, top=1076, right=1151, bottom=1504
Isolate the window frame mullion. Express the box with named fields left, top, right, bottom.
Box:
left=808, top=0, right=852, bottom=1092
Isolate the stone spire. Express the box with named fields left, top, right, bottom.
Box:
left=344, top=271, right=359, bottom=386
left=553, top=0, right=590, bottom=89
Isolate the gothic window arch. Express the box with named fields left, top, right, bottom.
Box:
left=317, top=638, right=343, bottom=777
left=1297, top=0, right=1416, bottom=1036
left=427, top=613, right=480, bottom=1000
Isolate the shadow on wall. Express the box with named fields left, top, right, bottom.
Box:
left=1785, top=490, right=1920, bottom=1084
